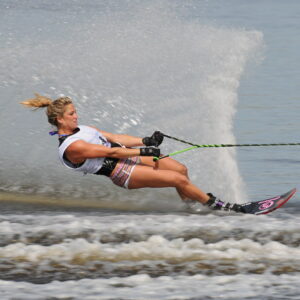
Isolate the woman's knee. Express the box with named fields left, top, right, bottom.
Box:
left=173, top=173, right=189, bottom=187
left=164, top=158, right=188, bottom=176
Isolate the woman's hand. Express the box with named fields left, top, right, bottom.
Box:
left=140, top=147, right=160, bottom=157
left=142, top=131, right=164, bottom=147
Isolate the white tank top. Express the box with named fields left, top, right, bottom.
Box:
left=58, top=125, right=111, bottom=174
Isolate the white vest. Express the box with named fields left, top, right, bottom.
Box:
left=58, top=125, right=111, bottom=174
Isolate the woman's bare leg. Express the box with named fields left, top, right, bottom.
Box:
left=139, top=156, right=189, bottom=175
left=127, top=161, right=243, bottom=213
left=128, top=164, right=209, bottom=204
left=138, top=157, right=191, bottom=201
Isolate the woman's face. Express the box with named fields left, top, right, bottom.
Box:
left=57, top=103, right=78, bottom=130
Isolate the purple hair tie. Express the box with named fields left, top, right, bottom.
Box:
left=49, top=130, right=58, bottom=136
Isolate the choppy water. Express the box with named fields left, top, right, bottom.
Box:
left=1, top=0, right=300, bottom=299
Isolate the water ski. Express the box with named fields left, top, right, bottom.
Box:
left=241, top=188, right=296, bottom=215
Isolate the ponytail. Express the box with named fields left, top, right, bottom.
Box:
left=21, top=93, right=73, bottom=126
left=20, top=93, right=52, bottom=108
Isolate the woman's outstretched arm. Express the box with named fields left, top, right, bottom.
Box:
left=90, top=126, right=144, bottom=147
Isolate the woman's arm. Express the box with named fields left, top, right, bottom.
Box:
left=90, top=126, right=144, bottom=147
left=65, top=140, right=159, bottom=164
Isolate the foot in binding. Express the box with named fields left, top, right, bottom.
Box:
left=205, top=193, right=245, bottom=213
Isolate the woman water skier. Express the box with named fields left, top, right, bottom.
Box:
left=21, top=94, right=244, bottom=213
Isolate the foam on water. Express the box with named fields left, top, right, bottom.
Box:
left=1, top=273, right=300, bottom=300
left=1, top=212, right=300, bottom=247
left=0, top=212, right=299, bottom=283
left=0, top=0, right=263, bottom=206
left=1, top=234, right=299, bottom=263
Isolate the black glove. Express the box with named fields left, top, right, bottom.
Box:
left=140, top=147, right=160, bottom=157
left=142, top=131, right=164, bottom=147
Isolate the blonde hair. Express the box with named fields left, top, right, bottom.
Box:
left=21, top=93, right=73, bottom=126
